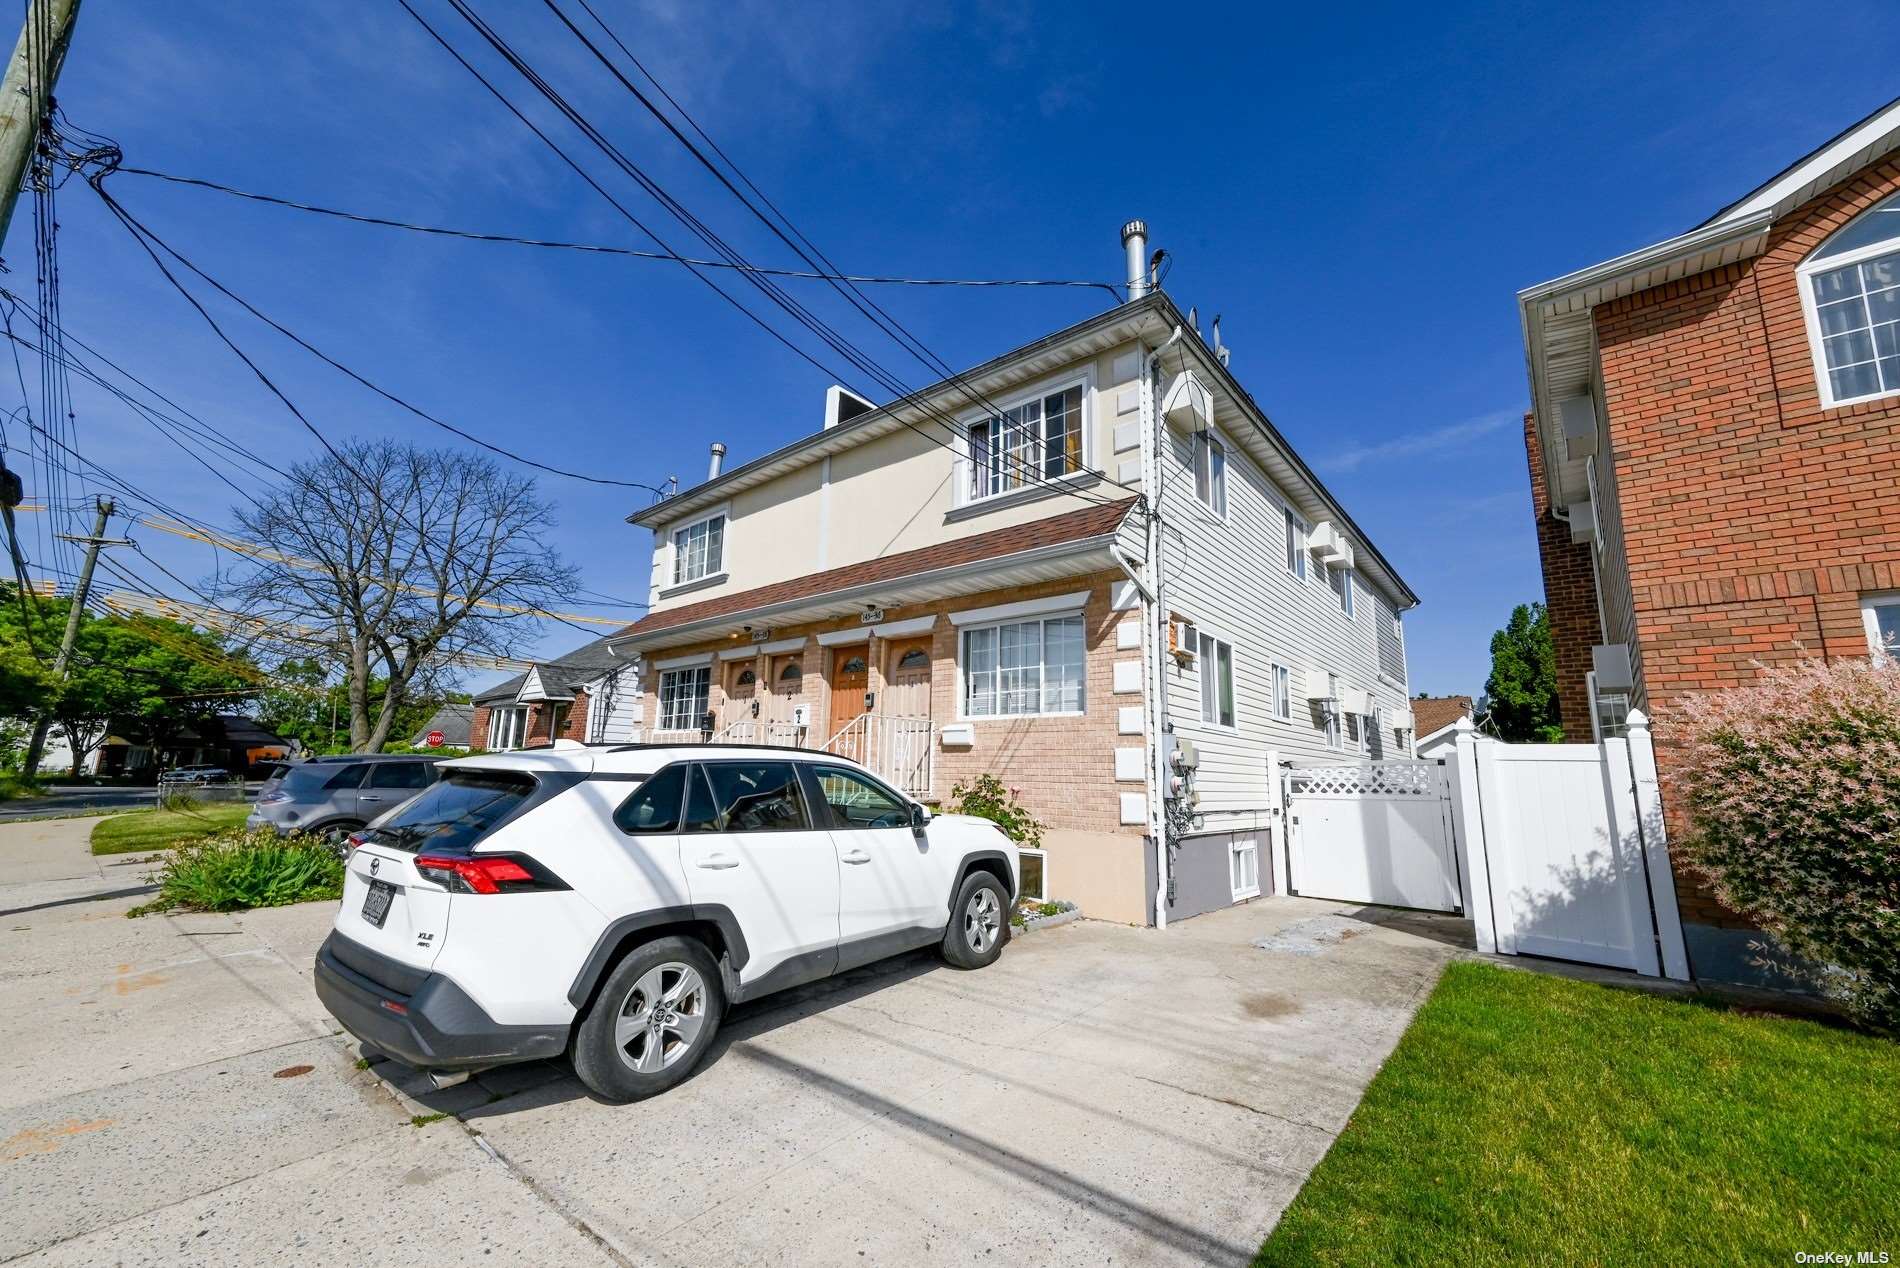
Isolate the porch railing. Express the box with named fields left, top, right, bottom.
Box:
left=645, top=714, right=936, bottom=799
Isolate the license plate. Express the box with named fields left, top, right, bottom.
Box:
left=361, top=879, right=396, bottom=929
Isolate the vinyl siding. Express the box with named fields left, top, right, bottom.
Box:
left=1155, top=416, right=1409, bottom=822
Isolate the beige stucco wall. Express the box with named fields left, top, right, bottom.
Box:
left=1040, top=828, right=1150, bottom=926
left=646, top=340, right=1144, bottom=612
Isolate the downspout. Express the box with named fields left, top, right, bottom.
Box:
left=1144, top=324, right=1184, bottom=930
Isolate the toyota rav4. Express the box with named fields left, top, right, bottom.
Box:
left=313, top=743, right=1018, bottom=1102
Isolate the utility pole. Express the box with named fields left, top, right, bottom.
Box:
left=0, top=0, right=81, bottom=249
left=22, top=495, right=118, bottom=775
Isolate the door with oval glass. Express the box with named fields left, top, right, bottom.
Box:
left=764, top=653, right=804, bottom=741
left=722, top=659, right=758, bottom=737
left=829, top=646, right=869, bottom=760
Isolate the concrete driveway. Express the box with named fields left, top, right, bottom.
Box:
left=0, top=817, right=1462, bottom=1266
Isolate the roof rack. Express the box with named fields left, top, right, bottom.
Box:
left=600, top=741, right=829, bottom=757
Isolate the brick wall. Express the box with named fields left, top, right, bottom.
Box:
left=1581, top=155, right=1900, bottom=929
left=467, top=692, right=591, bottom=751
left=1523, top=412, right=1602, bottom=741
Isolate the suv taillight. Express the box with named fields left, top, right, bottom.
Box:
left=414, top=853, right=561, bottom=895
left=344, top=832, right=367, bottom=853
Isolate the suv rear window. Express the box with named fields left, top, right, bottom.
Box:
left=366, top=769, right=537, bottom=853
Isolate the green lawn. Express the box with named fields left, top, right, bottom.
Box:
left=90, top=802, right=252, bottom=854
left=1257, top=961, right=1900, bottom=1265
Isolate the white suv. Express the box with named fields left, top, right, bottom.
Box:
left=314, top=743, right=1018, bottom=1102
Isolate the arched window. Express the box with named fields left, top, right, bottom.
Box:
left=897, top=648, right=930, bottom=669
left=1801, top=191, right=1900, bottom=407
left=735, top=668, right=756, bottom=686
left=840, top=655, right=867, bottom=674
left=778, top=661, right=803, bottom=682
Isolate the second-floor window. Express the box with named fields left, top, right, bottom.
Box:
left=1284, top=508, right=1308, bottom=580
left=1801, top=190, right=1900, bottom=407
left=672, top=513, right=725, bottom=586
left=1193, top=431, right=1227, bottom=515
left=1198, top=631, right=1235, bottom=728
left=967, top=383, right=1085, bottom=502
left=1271, top=662, right=1292, bottom=721
left=1328, top=565, right=1355, bottom=618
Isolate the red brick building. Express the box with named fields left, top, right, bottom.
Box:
left=1518, top=97, right=1900, bottom=984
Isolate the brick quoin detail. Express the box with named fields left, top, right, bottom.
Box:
left=1522, top=413, right=1601, bottom=742
left=1533, top=156, right=1900, bottom=930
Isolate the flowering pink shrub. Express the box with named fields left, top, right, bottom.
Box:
left=1670, top=658, right=1900, bottom=1029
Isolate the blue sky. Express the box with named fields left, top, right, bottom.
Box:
left=8, top=0, right=1899, bottom=697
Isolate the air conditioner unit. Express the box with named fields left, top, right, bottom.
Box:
left=1558, top=392, right=1599, bottom=460
left=1160, top=370, right=1214, bottom=432
left=1341, top=686, right=1374, bottom=716
left=1307, top=521, right=1352, bottom=566
left=1592, top=643, right=1635, bottom=692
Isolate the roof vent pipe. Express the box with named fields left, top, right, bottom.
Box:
left=707, top=442, right=726, bottom=480
left=1121, top=219, right=1149, bottom=300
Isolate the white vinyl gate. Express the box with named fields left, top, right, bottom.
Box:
left=1272, top=715, right=1690, bottom=980
left=1285, top=761, right=1463, bottom=914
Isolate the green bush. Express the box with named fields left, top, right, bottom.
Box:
left=129, top=829, right=345, bottom=916
left=947, top=772, right=1044, bottom=849
left=1671, top=657, right=1900, bottom=1030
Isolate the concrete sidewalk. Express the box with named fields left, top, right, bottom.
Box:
left=0, top=814, right=1461, bottom=1266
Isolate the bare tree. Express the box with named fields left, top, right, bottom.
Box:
left=223, top=440, right=580, bottom=752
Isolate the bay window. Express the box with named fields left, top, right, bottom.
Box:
left=962, top=613, right=1085, bottom=717
left=966, top=383, right=1085, bottom=502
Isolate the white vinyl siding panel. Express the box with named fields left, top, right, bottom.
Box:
left=1157, top=422, right=1408, bottom=817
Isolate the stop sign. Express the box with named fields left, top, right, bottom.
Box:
left=425, top=730, right=445, bottom=748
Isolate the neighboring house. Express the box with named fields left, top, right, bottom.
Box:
left=87, top=714, right=291, bottom=777
left=408, top=703, right=475, bottom=752
left=1517, top=96, right=1900, bottom=982
left=469, top=633, right=641, bottom=752
left=608, top=236, right=1418, bottom=927
left=1410, top=694, right=1473, bottom=757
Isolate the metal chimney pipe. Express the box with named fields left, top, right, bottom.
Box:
left=1121, top=219, right=1149, bottom=301
left=707, top=442, right=726, bottom=480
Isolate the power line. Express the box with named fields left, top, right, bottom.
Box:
left=111, top=166, right=1123, bottom=297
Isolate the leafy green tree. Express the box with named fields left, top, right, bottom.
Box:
left=1484, top=602, right=1563, bottom=743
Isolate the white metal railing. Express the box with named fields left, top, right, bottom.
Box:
left=822, top=714, right=935, bottom=799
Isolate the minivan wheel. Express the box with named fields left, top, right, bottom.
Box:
left=572, top=935, right=725, bottom=1103
left=941, top=871, right=1009, bottom=970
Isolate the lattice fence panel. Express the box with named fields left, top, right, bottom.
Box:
left=1287, top=761, right=1442, bottom=798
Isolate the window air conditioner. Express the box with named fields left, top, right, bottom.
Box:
left=1160, top=371, right=1214, bottom=432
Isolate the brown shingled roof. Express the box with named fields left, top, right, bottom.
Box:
left=1411, top=695, right=1473, bottom=737
left=621, top=497, right=1135, bottom=638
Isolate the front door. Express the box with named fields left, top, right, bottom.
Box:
left=722, top=660, right=758, bottom=737
left=678, top=759, right=840, bottom=991
left=829, top=646, right=869, bottom=757
left=885, top=639, right=933, bottom=719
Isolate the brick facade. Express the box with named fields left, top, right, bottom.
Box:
left=469, top=693, right=592, bottom=752
left=1523, top=413, right=1602, bottom=741
left=1534, top=155, right=1900, bottom=933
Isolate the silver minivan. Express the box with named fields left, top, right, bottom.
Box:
left=249, top=755, right=442, bottom=842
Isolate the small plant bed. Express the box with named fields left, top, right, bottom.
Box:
left=127, top=829, right=344, bottom=916
left=90, top=802, right=251, bottom=854
left=1012, top=899, right=1079, bottom=932
left=1254, top=962, right=1900, bottom=1265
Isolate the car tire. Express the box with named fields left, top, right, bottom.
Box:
left=313, top=821, right=363, bottom=858
left=572, top=935, right=726, bottom=1103
left=941, top=870, right=1009, bottom=970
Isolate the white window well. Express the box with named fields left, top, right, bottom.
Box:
left=964, top=379, right=1088, bottom=503
left=658, top=665, right=712, bottom=731
left=1800, top=190, right=1900, bottom=407
left=671, top=511, right=726, bottom=586
left=1198, top=630, right=1235, bottom=728
left=1193, top=430, right=1227, bottom=516
left=1230, top=836, right=1260, bottom=901
left=961, top=612, right=1085, bottom=718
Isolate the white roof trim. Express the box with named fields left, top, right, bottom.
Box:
left=717, top=645, right=759, bottom=661
left=869, top=614, right=937, bottom=639
left=1712, top=95, right=1900, bottom=226
left=948, top=589, right=1091, bottom=628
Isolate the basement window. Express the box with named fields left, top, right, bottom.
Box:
left=1800, top=191, right=1900, bottom=407
left=1861, top=593, right=1900, bottom=665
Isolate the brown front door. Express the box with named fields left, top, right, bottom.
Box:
left=830, top=647, right=869, bottom=736
left=885, top=638, right=933, bottom=719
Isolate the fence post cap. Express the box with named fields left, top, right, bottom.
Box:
left=1625, top=708, right=1650, bottom=732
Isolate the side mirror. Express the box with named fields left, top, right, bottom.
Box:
left=910, top=803, right=932, bottom=829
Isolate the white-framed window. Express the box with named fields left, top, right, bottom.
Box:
left=1586, top=670, right=1631, bottom=742
left=1230, top=836, right=1260, bottom=901
left=961, top=613, right=1085, bottom=718
left=1193, top=430, right=1227, bottom=516
left=1326, top=565, right=1355, bottom=618
left=658, top=665, right=712, bottom=731
left=1197, top=630, right=1236, bottom=728
left=964, top=379, right=1087, bottom=503
left=671, top=511, right=726, bottom=586
left=1284, top=507, right=1308, bottom=580
left=1798, top=190, right=1900, bottom=408
left=1324, top=672, right=1342, bottom=750
left=1271, top=662, right=1292, bottom=721
left=486, top=706, right=528, bottom=751
left=1861, top=592, right=1900, bottom=664
left=1018, top=848, right=1047, bottom=902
